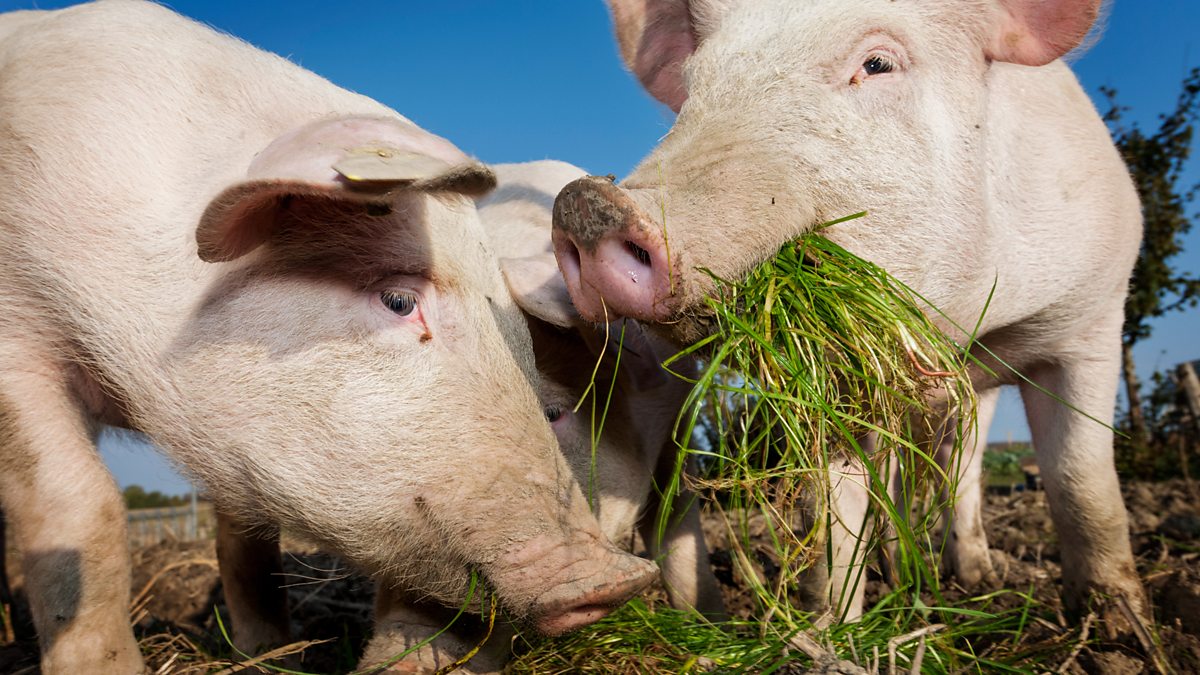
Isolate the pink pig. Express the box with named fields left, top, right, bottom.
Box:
left=551, top=0, right=1146, bottom=633
left=0, top=4, right=655, bottom=672
left=217, top=161, right=725, bottom=673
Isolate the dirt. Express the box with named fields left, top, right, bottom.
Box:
left=1, top=479, right=1198, bottom=673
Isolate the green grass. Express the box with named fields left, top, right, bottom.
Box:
left=663, top=216, right=976, bottom=620
left=509, top=215, right=1059, bottom=672
left=983, top=445, right=1035, bottom=488
left=509, top=591, right=1079, bottom=674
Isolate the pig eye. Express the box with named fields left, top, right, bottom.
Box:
left=863, top=55, right=894, bottom=76
left=380, top=290, right=418, bottom=316
left=851, top=53, right=899, bottom=86
left=544, top=405, right=564, bottom=423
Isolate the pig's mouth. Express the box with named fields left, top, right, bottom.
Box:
left=551, top=174, right=781, bottom=348
left=529, top=566, right=658, bottom=636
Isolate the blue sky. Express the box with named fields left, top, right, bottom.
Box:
left=5, top=1, right=1196, bottom=492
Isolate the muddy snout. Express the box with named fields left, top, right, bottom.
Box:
left=551, top=176, right=680, bottom=323
left=497, top=533, right=659, bottom=636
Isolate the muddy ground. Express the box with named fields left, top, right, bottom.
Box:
left=1, top=479, right=1198, bottom=674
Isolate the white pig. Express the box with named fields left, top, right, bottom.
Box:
left=0, top=3, right=656, bottom=672
left=550, top=0, right=1146, bottom=635
left=218, top=161, right=725, bottom=672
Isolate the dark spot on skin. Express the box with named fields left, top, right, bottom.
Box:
left=366, top=202, right=392, bottom=217
left=55, top=614, right=67, bottom=623
left=771, top=197, right=776, bottom=205
left=604, top=174, right=617, bottom=183
left=420, top=331, right=432, bottom=343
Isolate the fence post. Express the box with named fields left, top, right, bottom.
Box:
left=1177, top=362, right=1200, bottom=426
left=189, top=489, right=198, bottom=540
left=1174, top=362, right=1200, bottom=493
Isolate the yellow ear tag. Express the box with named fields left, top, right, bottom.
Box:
left=333, top=148, right=452, bottom=185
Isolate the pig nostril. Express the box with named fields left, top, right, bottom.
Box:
left=626, top=241, right=651, bottom=267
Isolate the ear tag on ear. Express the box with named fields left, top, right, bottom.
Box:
left=334, top=147, right=452, bottom=189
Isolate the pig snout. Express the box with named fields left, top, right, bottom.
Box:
left=552, top=176, right=678, bottom=323
left=496, top=533, right=658, bottom=635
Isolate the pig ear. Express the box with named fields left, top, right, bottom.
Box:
left=196, top=153, right=495, bottom=263
left=501, top=253, right=580, bottom=328
left=608, top=0, right=698, bottom=112
left=986, top=0, right=1101, bottom=66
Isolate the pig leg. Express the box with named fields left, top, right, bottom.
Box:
left=940, top=387, right=999, bottom=589
left=214, top=512, right=291, bottom=656
left=1019, top=343, right=1148, bottom=635
left=361, top=586, right=514, bottom=674
left=825, top=450, right=874, bottom=621
left=0, top=359, right=142, bottom=673
left=0, top=507, right=12, bottom=620
left=638, top=485, right=726, bottom=620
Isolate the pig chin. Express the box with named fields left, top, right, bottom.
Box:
left=645, top=305, right=719, bottom=349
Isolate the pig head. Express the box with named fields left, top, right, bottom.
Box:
left=353, top=161, right=724, bottom=672
left=552, top=0, right=1147, bottom=634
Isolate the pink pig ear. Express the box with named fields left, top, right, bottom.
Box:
left=501, top=253, right=580, bottom=328
left=986, top=0, right=1102, bottom=66
left=607, top=0, right=699, bottom=112
left=196, top=116, right=495, bottom=263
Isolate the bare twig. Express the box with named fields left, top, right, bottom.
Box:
left=908, top=635, right=927, bottom=675
left=153, top=651, right=179, bottom=675
left=887, top=624, right=945, bottom=675
left=787, top=630, right=826, bottom=661
left=1116, top=595, right=1168, bottom=675
left=1055, top=611, right=1094, bottom=674
left=211, top=638, right=329, bottom=675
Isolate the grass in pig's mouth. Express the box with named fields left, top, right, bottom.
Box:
left=664, top=212, right=976, bottom=618
left=509, top=214, right=1090, bottom=672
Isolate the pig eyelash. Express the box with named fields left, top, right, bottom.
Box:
left=380, top=290, right=418, bottom=316
left=851, top=52, right=900, bottom=86
left=864, top=55, right=895, bottom=76
left=544, top=405, right=565, bottom=423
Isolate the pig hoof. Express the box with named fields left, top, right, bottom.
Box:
left=951, top=550, right=998, bottom=590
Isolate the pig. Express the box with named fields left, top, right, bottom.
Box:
left=216, top=161, right=725, bottom=672
left=486, top=162, right=723, bottom=627
left=0, top=3, right=656, bottom=672
left=550, top=0, right=1147, bottom=634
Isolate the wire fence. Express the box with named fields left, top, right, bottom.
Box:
left=126, top=499, right=215, bottom=547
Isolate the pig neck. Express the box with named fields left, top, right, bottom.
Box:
left=981, top=61, right=1139, bottom=323
left=966, top=61, right=1139, bottom=377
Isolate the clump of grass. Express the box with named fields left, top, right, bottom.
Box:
left=510, top=214, right=1023, bottom=672
left=661, top=213, right=977, bottom=623
left=510, top=591, right=1078, bottom=674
